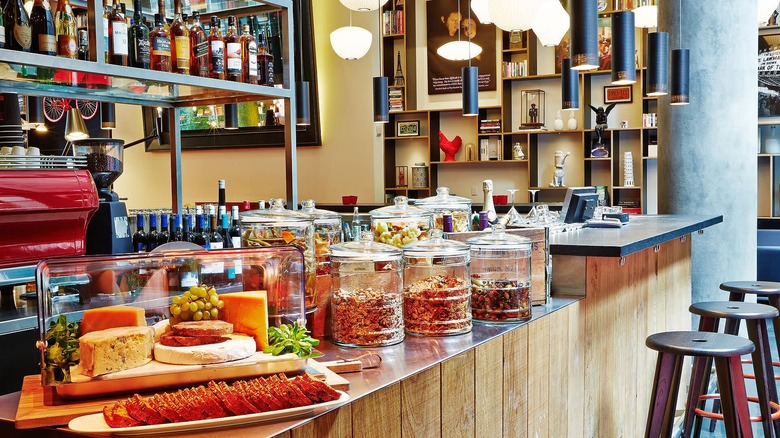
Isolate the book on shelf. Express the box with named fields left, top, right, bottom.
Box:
left=502, top=60, right=528, bottom=79
left=479, top=119, right=502, bottom=134
left=479, top=136, right=501, bottom=161
left=383, top=5, right=404, bottom=35
left=389, top=87, right=404, bottom=112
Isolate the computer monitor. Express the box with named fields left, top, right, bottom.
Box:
left=560, top=187, right=599, bottom=223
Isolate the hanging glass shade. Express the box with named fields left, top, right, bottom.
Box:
left=533, top=0, right=570, bottom=47
left=633, top=0, right=657, bottom=28
left=488, top=0, right=541, bottom=32
left=339, top=0, right=389, bottom=11
left=330, top=26, right=373, bottom=60
left=471, top=0, right=491, bottom=24
left=437, top=41, right=483, bottom=61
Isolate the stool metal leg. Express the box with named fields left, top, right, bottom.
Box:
left=714, top=355, right=754, bottom=438
left=747, top=318, right=780, bottom=438
left=683, top=315, right=718, bottom=438
left=646, top=351, right=685, bottom=438
left=767, top=295, right=780, bottom=363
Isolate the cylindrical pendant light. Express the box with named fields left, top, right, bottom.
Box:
left=27, top=96, right=44, bottom=124
left=561, top=58, right=579, bottom=110
left=100, top=102, right=116, bottom=129
left=224, top=103, right=239, bottom=129
left=570, top=0, right=599, bottom=70
left=373, top=76, right=389, bottom=123
left=611, top=11, right=636, bottom=85
left=670, top=48, right=689, bottom=105
left=462, top=66, right=478, bottom=116
left=646, top=32, right=668, bottom=96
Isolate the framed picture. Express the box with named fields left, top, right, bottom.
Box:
left=604, top=85, right=633, bottom=104
left=395, top=166, right=409, bottom=187
left=397, top=120, right=420, bottom=137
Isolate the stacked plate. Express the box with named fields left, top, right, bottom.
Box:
left=0, top=92, right=24, bottom=149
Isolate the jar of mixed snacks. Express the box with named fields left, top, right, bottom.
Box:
left=402, top=229, right=471, bottom=336
left=414, top=187, right=472, bottom=232
left=369, top=196, right=433, bottom=248
left=466, top=224, right=532, bottom=323
left=330, top=231, right=404, bottom=347
left=240, top=199, right=317, bottom=311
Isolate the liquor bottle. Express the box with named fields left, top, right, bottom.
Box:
left=108, top=0, right=128, bottom=65
left=147, top=212, right=159, bottom=251
left=239, top=24, right=257, bottom=84
left=224, top=16, right=241, bottom=82
left=157, top=0, right=169, bottom=31
left=266, top=16, right=281, bottom=85
left=129, top=0, right=150, bottom=68
left=133, top=213, right=148, bottom=252
left=351, top=207, right=361, bottom=242
left=193, top=214, right=210, bottom=249
left=4, top=0, right=32, bottom=52
left=209, top=213, right=224, bottom=249
left=149, top=13, right=171, bottom=72
left=189, top=11, right=208, bottom=77
left=256, top=24, right=273, bottom=86
left=53, top=0, right=76, bottom=58
left=30, top=0, right=55, bottom=56
left=158, top=213, right=170, bottom=246
left=217, top=179, right=226, bottom=218
left=182, top=213, right=193, bottom=242
left=77, top=29, right=88, bottom=60
left=102, top=0, right=109, bottom=61
left=171, top=213, right=184, bottom=242
left=220, top=214, right=232, bottom=248
left=229, top=205, right=241, bottom=248
left=169, top=0, right=189, bottom=74
left=207, top=16, right=224, bottom=80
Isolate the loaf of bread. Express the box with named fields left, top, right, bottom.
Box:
left=78, top=326, right=155, bottom=377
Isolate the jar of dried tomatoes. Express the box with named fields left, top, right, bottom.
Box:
left=402, top=229, right=471, bottom=336
left=466, top=224, right=532, bottom=323
left=330, top=232, right=404, bottom=347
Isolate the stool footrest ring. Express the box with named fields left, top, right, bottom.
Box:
left=694, top=393, right=780, bottom=422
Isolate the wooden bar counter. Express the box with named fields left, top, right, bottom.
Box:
left=0, top=215, right=721, bottom=438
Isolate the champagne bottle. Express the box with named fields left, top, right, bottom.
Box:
left=169, top=0, right=189, bottom=74
left=54, top=0, right=76, bottom=58
left=108, top=0, right=128, bottom=65
left=224, top=16, right=241, bottom=82
left=189, top=11, right=208, bottom=77
left=30, top=0, right=55, bottom=56
left=207, top=16, right=224, bottom=80
left=149, top=13, right=171, bottom=72
left=129, top=0, right=150, bottom=68
left=239, top=24, right=257, bottom=84
left=482, top=179, right=497, bottom=223
left=4, top=0, right=31, bottom=52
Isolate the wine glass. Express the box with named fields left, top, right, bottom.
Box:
left=505, top=189, right=522, bottom=225
left=526, top=189, right=540, bottom=223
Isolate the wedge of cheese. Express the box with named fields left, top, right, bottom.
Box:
left=80, top=306, right=146, bottom=336
left=78, top=326, right=154, bottom=377
left=219, top=291, right=269, bottom=351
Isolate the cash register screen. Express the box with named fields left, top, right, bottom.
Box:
left=560, top=187, right=599, bottom=223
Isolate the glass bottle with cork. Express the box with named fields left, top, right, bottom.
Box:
left=149, top=13, right=171, bottom=72
left=129, top=0, right=150, bottom=69
left=239, top=23, right=257, bottom=84
left=256, top=21, right=274, bottom=86
left=4, top=0, right=32, bottom=52
left=189, top=11, right=208, bottom=77
left=207, top=16, right=225, bottom=80
left=224, top=16, right=241, bottom=82
left=77, top=29, right=89, bottom=60
left=169, top=0, right=189, bottom=74
left=30, top=0, right=55, bottom=56
left=108, top=0, right=128, bottom=65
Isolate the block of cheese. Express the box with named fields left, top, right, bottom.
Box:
left=80, top=306, right=147, bottom=336
left=219, top=291, right=269, bottom=351
left=79, top=326, right=154, bottom=377
left=153, top=334, right=256, bottom=365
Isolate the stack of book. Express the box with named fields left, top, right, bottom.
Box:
left=383, top=5, right=405, bottom=35
left=389, top=88, right=404, bottom=112
left=479, top=136, right=502, bottom=161
left=502, top=60, right=528, bottom=79
left=479, top=119, right=501, bottom=134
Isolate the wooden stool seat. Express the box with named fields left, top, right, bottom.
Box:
left=721, top=281, right=780, bottom=296
left=646, top=331, right=754, bottom=438
left=690, top=301, right=780, bottom=321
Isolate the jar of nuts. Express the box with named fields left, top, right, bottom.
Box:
left=369, top=196, right=433, bottom=248
left=330, top=231, right=404, bottom=347
left=466, top=224, right=532, bottom=323
left=402, top=229, right=471, bottom=336
left=414, top=187, right=472, bottom=232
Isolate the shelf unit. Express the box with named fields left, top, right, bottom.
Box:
left=758, top=26, right=780, bottom=221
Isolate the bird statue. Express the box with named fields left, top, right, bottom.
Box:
left=439, top=131, right=462, bottom=162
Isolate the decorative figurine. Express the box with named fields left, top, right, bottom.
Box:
left=567, top=111, right=578, bottom=130
left=520, top=89, right=546, bottom=129
left=512, top=142, right=525, bottom=160
left=549, top=151, right=571, bottom=187
left=439, top=131, right=463, bottom=162
left=588, top=103, right=616, bottom=157
left=394, top=51, right=405, bottom=86
left=553, top=111, right=564, bottom=131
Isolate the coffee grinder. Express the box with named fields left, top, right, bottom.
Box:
left=73, top=138, right=132, bottom=254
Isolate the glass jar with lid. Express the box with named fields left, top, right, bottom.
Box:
left=415, top=187, right=472, bottom=232
left=370, top=196, right=433, bottom=248
left=330, top=231, right=404, bottom=347
left=466, top=224, right=532, bottom=323
left=240, top=198, right=317, bottom=311
left=402, top=230, right=471, bottom=336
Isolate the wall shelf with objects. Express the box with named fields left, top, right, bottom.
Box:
left=758, top=26, right=780, bottom=222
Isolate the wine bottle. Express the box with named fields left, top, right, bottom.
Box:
left=108, top=0, right=128, bottom=65
left=129, top=0, right=150, bottom=68
left=239, top=24, right=257, bottom=84
left=30, top=0, right=55, bottom=56
left=77, top=29, right=88, bottom=60
left=102, top=0, right=109, bottom=61
left=133, top=213, right=148, bottom=252
left=217, top=179, right=226, bottom=217
left=182, top=213, right=193, bottom=242
left=4, top=0, right=32, bottom=52
left=229, top=205, right=241, bottom=248
left=149, top=13, right=171, bottom=72
left=171, top=213, right=184, bottom=242
left=351, top=207, right=361, bottom=242
left=193, top=214, right=210, bottom=249
left=207, top=16, right=224, bottom=80
left=169, top=0, right=189, bottom=74
left=0, top=8, right=5, bottom=48
left=189, top=11, right=208, bottom=77
left=147, top=212, right=159, bottom=251
left=54, top=0, right=76, bottom=58
left=158, top=213, right=170, bottom=246
left=209, top=213, right=223, bottom=249
left=256, top=23, right=273, bottom=86
left=224, top=16, right=241, bottom=82
left=221, top=214, right=232, bottom=248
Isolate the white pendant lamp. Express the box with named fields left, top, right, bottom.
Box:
left=438, top=41, right=483, bottom=61
left=532, top=0, right=570, bottom=47
left=488, top=0, right=541, bottom=32
left=339, top=0, right=389, bottom=11
left=330, top=26, right=372, bottom=60
left=633, top=1, right=657, bottom=28
left=471, top=0, right=491, bottom=24
left=758, top=0, right=780, bottom=25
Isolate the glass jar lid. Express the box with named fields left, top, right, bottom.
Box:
left=300, top=199, right=341, bottom=226
left=402, top=229, right=469, bottom=257
left=415, top=187, right=472, bottom=210
left=466, top=224, right=532, bottom=250
left=240, top=198, right=312, bottom=225
left=370, top=196, right=433, bottom=221
left=331, top=231, right=402, bottom=262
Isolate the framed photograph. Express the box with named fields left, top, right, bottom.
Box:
left=604, top=85, right=633, bottom=104
left=397, top=120, right=420, bottom=137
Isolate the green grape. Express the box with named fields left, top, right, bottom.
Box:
left=204, top=302, right=213, bottom=310
left=171, top=296, right=181, bottom=304
left=180, top=295, right=190, bottom=304
left=189, top=302, right=198, bottom=312
left=202, top=310, right=211, bottom=320
left=183, top=291, right=191, bottom=299
left=209, top=308, right=219, bottom=319
left=197, top=301, right=205, bottom=310
left=209, top=295, right=219, bottom=306
left=170, top=304, right=182, bottom=316
left=217, top=299, right=225, bottom=309
left=207, top=287, right=217, bottom=296
left=193, top=310, right=203, bottom=321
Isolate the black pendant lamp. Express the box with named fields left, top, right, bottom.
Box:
left=561, top=58, right=579, bottom=110
left=295, top=3, right=311, bottom=125
left=670, top=48, right=689, bottom=105
left=462, top=0, right=478, bottom=116
left=611, top=11, right=635, bottom=84
left=224, top=103, right=239, bottom=129
left=570, top=0, right=598, bottom=70
left=373, top=77, right=389, bottom=123
left=27, top=96, right=44, bottom=124
left=100, top=102, right=116, bottom=129
left=646, top=32, right=668, bottom=96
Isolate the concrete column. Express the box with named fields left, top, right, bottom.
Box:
left=658, top=1, right=757, bottom=310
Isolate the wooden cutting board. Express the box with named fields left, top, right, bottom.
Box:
left=14, top=360, right=351, bottom=430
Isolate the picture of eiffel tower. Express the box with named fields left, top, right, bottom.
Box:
left=394, top=51, right=405, bottom=86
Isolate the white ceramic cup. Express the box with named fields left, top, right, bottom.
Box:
left=0, top=146, right=10, bottom=155
left=11, top=146, right=25, bottom=156
left=26, top=146, right=40, bottom=156
left=26, top=146, right=41, bottom=168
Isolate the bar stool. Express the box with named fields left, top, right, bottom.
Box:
left=721, top=281, right=780, bottom=352
left=682, top=301, right=780, bottom=438
left=646, top=331, right=754, bottom=438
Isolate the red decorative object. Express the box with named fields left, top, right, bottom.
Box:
left=439, top=131, right=462, bottom=162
